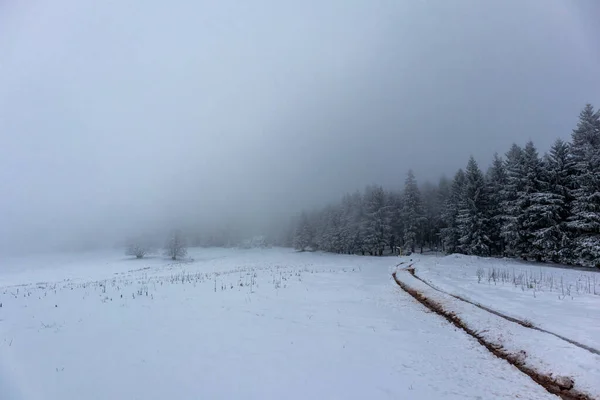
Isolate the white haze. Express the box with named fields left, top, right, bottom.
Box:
left=0, top=0, right=599, bottom=254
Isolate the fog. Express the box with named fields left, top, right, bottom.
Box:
left=1, top=0, right=599, bottom=254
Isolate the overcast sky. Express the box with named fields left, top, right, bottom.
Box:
left=1, top=0, right=599, bottom=253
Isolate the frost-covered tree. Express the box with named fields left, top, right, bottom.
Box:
left=349, top=191, right=365, bottom=254
left=530, top=139, right=575, bottom=262
left=402, top=170, right=424, bottom=253
left=568, top=104, right=600, bottom=266
left=456, top=157, right=491, bottom=256
left=313, top=208, right=329, bottom=251
left=164, top=230, right=188, bottom=260
left=283, top=104, right=600, bottom=264
left=317, top=205, right=344, bottom=253
left=435, top=176, right=451, bottom=252
left=388, top=190, right=404, bottom=254
left=421, top=181, right=444, bottom=251
left=501, top=143, right=525, bottom=257
left=517, top=141, right=546, bottom=259
left=486, top=153, right=507, bottom=255
left=339, top=194, right=355, bottom=254
left=342, top=191, right=365, bottom=255
left=440, top=169, right=465, bottom=253
left=125, top=237, right=153, bottom=259
left=293, top=212, right=313, bottom=251
left=361, top=185, right=392, bottom=255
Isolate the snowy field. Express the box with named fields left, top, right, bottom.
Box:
left=0, top=248, right=559, bottom=399
left=412, top=254, right=600, bottom=353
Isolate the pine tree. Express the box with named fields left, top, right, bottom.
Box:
left=350, top=191, right=366, bottom=255
left=314, top=207, right=330, bottom=252
left=440, top=169, right=465, bottom=253
left=486, top=153, right=507, bottom=255
left=501, top=144, right=525, bottom=257
left=339, top=193, right=355, bottom=254
left=329, top=206, right=343, bottom=253
left=519, top=141, right=545, bottom=260
left=421, top=182, right=443, bottom=251
left=388, top=191, right=404, bottom=254
left=293, top=212, right=313, bottom=251
left=568, top=104, right=600, bottom=267
left=531, top=139, right=575, bottom=263
left=315, top=205, right=343, bottom=253
left=402, top=170, right=424, bottom=254
left=456, top=156, right=491, bottom=256
left=361, top=185, right=391, bottom=256
left=436, top=176, right=451, bottom=252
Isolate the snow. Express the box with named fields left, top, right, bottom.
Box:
left=394, top=263, right=600, bottom=399
left=0, top=248, right=557, bottom=399
left=411, top=254, right=600, bottom=353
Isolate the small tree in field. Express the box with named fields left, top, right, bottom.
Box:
left=125, top=241, right=151, bottom=259
left=164, top=230, right=187, bottom=260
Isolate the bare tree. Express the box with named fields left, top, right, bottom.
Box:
left=125, top=238, right=153, bottom=259
left=164, top=230, right=187, bottom=260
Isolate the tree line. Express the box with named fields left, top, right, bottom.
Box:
left=288, top=104, right=600, bottom=268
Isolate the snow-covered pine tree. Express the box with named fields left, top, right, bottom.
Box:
left=350, top=191, right=366, bottom=255
left=314, top=206, right=331, bottom=252
left=360, top=187, right=376, bottom=255
left=456, top=156, right=491, bottom=256
left=486, top=153, right=507, bottom=255
left=440, top=169, right=465, bottom=253
left=376, top=189, right=393, bottom=256
left=519, top=141, right=565, bottom=262
left=293, top=212, right=313, bottom=251
left=314, top=206, right=333, bottom=252
left=517, top=141, right=546, bottom=260
left=530, top=139, right=575, bottom=263
left=421, top=181, right=443, bottom=251
left=436, top=176, right=451, bottom=252
left=388, top=190, right=404, bottom=254
left=501, top=143, right=525, bottom=257
left=568, top=104, right=600, bottom=267
left=361, top=185, right=391, bottom=256
left=328, top=206, right=344, bottom=253
left=339, top=193, right=355, bottom=254
left=402, top=170, right=424, bottom=254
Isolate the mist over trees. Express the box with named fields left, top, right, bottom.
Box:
left=288, top=104, right=600, bottom=268
left=118, top=104, right=599, bottom=269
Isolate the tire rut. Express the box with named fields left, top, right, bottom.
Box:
left=409, top=267, right=600, bottom=356
left=392, top=268, right=594, bottom=400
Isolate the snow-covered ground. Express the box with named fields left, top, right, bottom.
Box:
left=0, top=248, right=557, bottom=399
left=412, top=254, right=600, bottom=353
left=393, top=265, right=600, bottom=399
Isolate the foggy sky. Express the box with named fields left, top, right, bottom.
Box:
left=1, top=0, right=599, bottom=254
